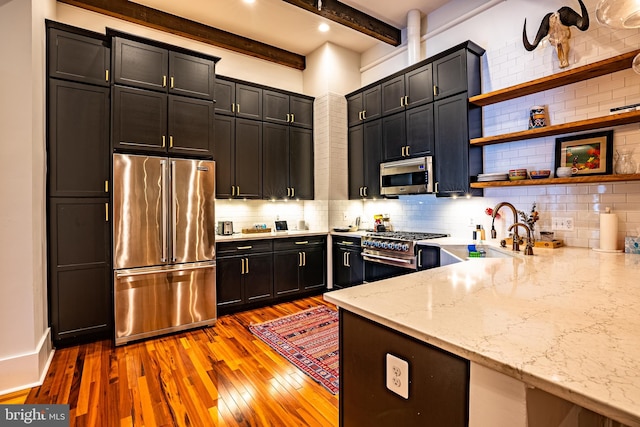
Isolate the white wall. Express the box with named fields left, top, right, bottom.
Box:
left=0, top=0, right=55, bottom=394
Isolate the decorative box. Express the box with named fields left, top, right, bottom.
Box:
left=625, top=237, right=640, bottom=254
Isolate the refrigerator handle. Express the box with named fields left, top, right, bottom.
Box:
left=171, top=160, right=177, bottom=263
left=161, top=160, right=168, bottom=263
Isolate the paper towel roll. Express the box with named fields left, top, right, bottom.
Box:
left=600, top=211, right=619, bottom=251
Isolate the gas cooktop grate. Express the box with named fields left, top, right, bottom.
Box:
left=365, top=231, right=449, bottom=241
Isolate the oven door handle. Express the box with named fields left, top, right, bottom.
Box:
left=362, top=253, right=413, bottom=264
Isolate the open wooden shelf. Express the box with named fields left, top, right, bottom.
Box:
left=469, top=50, right=640, bottom=107
left=470, top=173, right=640, bottom=188
left=470, top=110, right=640, bottom=146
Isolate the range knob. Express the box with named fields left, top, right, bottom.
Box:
left=382, top=242, right=389, bottom=249
left=401, top=244, right=409, bottom=251
left=374, top=241, right=381, bottom=248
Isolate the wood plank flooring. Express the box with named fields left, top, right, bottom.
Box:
left=18, top=296, right=339, bottom=426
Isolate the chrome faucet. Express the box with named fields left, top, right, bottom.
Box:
left=491, top=202, right=520, bottom=252
left=508, top=222, right=534, bottom=255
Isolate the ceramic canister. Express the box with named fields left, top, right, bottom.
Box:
left=528, top=105, right=547, bottom=129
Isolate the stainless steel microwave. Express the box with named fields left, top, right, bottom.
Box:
left=380, top=156, right=433, bottom=196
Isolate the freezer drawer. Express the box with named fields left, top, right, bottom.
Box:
left=114, top=262, right=216, bottom=345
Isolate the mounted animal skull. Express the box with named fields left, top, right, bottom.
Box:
left=523, top=0, right=590, bottom=68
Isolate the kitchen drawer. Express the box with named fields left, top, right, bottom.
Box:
left=273, top=236, right=325, bottom=251
left=217, top=239, right=273, bottom=257
left=334, top=236, right=361, bottom=247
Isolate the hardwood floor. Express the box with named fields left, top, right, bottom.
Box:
left=21, top=296, right=339, bottom=426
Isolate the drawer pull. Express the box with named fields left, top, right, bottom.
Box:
left=295, top=241, right=309, bottom=245
left=237, top=245, right=253, bottom=250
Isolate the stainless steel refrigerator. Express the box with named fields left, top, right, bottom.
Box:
left=112, top=153, right=216, bottom=345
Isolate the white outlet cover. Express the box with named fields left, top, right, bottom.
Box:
left=386, top=353, right=409, bottom=399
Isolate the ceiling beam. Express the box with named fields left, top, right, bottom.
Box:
left=282, top=0, right=401, bottom=46
left=57, top=0, right=306, bottom=70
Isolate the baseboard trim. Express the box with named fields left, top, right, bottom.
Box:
left=0, top=328, right=54, bottom=396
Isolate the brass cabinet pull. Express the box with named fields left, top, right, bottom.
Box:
left=400, top=96, right=404, bottom=107
left=435, top=182, right=439, bottom=193
left=162, top=135, right=166, bottom=148
left=358, top=111, right=363, bottom=120
left=162, top=75, right=167, bottom=87
left=401, top=146, right=406, bottom=157
left=433, top=85, right=438, bottom=96
left=404, top=95, right=408, bottom=105
left=287, top=113, right=291, bottom=122
left=105, top=203, right=109, bottom=222
left=237, top=245, right=253, bottom=250
left=298, top=252, right=303, bottom=267
left=104, top=180, right=109, bottom=193
left=232, top=185, right=236, bottom=196
left=105, top=69, right=109, bottom=82
left=237, top=185, right=240, bottom=195
left=232, top=103, right=235, bottom=113
left=295, top=241, right=309, bottom=245
left=406, top=145, right=410, bottom=156
left=362, top=110, right=366, bottom=120
left=343, top=252, right=347, bottom=266
left=363, top=187, right=367, bottom=197
left=341, top=241, right=354, bottom=245
left=291, top=187, right=295, bottom=197
left=241, top=258, right=245, bottom=274
left=291, top=113, right=295, bottom=123
left=237, top=104, right=240, bottom=113
left=170, top=76, right=174, bottom=89
left=417, top=249, right=423, bottom=268
left=169, top=136, right=173, bottom=148
left=287, top=187, right=291, bottom=197
left=302, top=251, right=306, bottom=266
left=245, top=258, right=249, bottom=274
left=359, top=187, right=363, bottom=197
left=346, top=252, right=350, bottom=267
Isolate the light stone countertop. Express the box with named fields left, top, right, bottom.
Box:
left=323, top=241, right=640, bottom=426
left=215, top=230, right=328, bottom=242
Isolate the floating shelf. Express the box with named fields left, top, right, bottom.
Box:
left=470, top=174, right=640, bottom=188
left=469, top=50, right=640, bottom=107
left=470, top=110, right=640, bottom=146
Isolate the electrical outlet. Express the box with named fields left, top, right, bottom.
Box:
left=552, top=217, right=574, bottom=231
left=343, top=212, right=349, bottom=221
left=386, top=353, right=409, bottom=399
left=469, top=217, right=475, bottom=227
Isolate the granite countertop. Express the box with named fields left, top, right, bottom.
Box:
left=215, top=230, right=328, bottom=242
left=324, top=241, right=640, bottom=426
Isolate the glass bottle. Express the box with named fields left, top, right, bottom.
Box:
left=615, top=148, right=637, bottom=174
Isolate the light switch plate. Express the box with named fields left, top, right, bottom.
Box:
left=386, top=353, right=409, bottom=399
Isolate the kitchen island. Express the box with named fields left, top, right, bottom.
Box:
left=324, top=241, right=640, bottom=426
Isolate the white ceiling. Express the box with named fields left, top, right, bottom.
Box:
left=131, top=0, right=451, bottom=56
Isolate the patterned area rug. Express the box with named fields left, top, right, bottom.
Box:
left=249, top=306, right=339, bottom=394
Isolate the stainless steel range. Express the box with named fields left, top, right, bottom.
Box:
left=362, top=231, right=448, bottom=281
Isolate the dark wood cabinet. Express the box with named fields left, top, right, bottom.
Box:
left=167, top=95, right=214, bottom=156
left=112, top=85, right=214, bottom=157
left=347, top=85, right=381, bottom=127
left=434, top=93, right=483, bottom=197
left=49, top=198, right=111, bottom=344
left=381, top=64, right=433, bottom=117
left=113, top=37, right=216, bottom=100
left=112, top=85, right=167, bottom=153
left=273, top=237, right=326, bottom=297
left=264, top=90, right=313, bottom=128
left=348, top=120, right=382, bottom=199
left=214, top=77, right=235, bottom=115
left=214, top=116, right=262, bottom=198
left=48, top=79, right=110, bottom=197
left=333, top=237, right=363, bottom=289
left=433, top=49, right=470, bottom=101
left=168, top=51, right=215, bottom=99
left=340, top=310, right=469, bottom=427
left=48, top=28, right=110, bottom=87
left=383, top=98, right=434, bottom=162
left=417, top=245, right=440, bottom=270
left=262, top=123, right=313, bottom=200
left=216, top=240, right=273, bottom=314
left=214, top=77, right=262, bottom=120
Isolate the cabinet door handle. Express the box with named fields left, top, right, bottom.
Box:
left=241, top=258, right=245, bottom=274
left=232, top=103, right=235, bottom=113
left=400, top=96, right=404, bottom=107
left=343, top=252, right=347, bottom=267
left=105, top=69, right=109, bottom=82
left=362, top=110, right=366, bottom=120
left=169, top=136, right=173, bottom=148
left=291, top=113, right=295, bottom=123
left=287, top=187, right=291, bottom=197
left=237, top=185, right=240, bottom=195
left=162, top=135, right=166, bottom=148
left=363, top=187, right=367, bottom=197
left=406, top=145, right=410, bottom=156
left=237, top=104, right=241, bottom=113
left=105, top=203, right=109, bottom=222
left=401, top=146, right=406, bottom=157
left=232, top=185, right=236, bottom=196
left=417, top=249, right=423, bottom=268
left=170, top=76, right=174, bottom=89
left=302, top=251, right=306, bottom=266
left=358, top=111, right=363, bottom=120
left=346, top=252, right=350, bottom=267
left=245, top=258, right=249, bottom=274
left=287, top=113, right=291, bottom=122
left=435, top=182, right=439, bottom=193
left=433, top=85, right=438, bottom=97
left=104, top=180, right=109, bottom=193
left=299, top=252, right=303, bottom=267
left=162, top=75, right=167, bottom=88
left=291, top=187, right=295, bottom=197
left=237, top=245, right=253, bottom=250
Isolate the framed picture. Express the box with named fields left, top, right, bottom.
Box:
left=554, top=130, right=613, bottom=176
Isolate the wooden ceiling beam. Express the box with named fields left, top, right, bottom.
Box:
left=282, top=0, right=401, bottom=46
left=57, top=0, right=306, bottom=70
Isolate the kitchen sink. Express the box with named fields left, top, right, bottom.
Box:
left=441, top=245, right=520, bottom=261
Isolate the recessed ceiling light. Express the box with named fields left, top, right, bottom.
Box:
left=318, top=23, right=330, bottom=32
left=243, top=0, right=255, bottom=4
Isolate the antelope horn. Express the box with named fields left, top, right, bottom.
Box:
left=558, top=0, right=589, bottom=30
left=523, top=13, right=552, bottom=51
